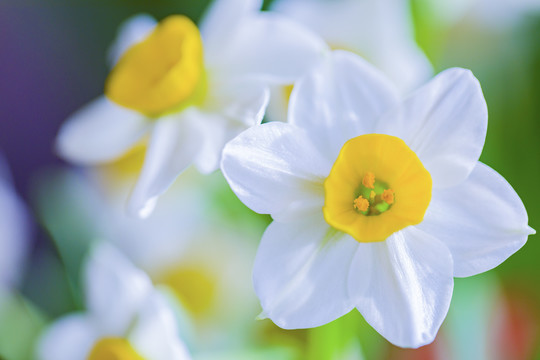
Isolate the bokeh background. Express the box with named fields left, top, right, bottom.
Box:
left=0, top=0, right=539, bottom=359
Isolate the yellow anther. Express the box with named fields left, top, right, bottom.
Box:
left=353, top=196, right=370, bottom=212
left=362, top=172, right=375, bottom=189
left=382, top=189, right=395, bottom=204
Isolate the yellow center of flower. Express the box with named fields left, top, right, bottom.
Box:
left=323, top=134, right=432, bottom=242
left=87, top=338, right=145, bottom=360
left=156, top=264, right=217, bottom=317
left=105, top=15, right=205, bottom=117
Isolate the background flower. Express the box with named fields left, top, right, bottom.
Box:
left=54, top=0, right=326, bottom=218
left=36, top=243, right=191, bottom=360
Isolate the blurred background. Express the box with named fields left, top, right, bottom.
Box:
left=0, top=0, right=539, bottom=359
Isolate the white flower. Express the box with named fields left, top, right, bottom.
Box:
left=56, top=0, right=326, bottom=218
left=220, top=50, right=534, bottom=348
left=271, top=0, right=432, bottom=92
left=36, top=243, right=190, bottom=360
left=0, top=156, right=30, bottom=288
left=36, top=167, right=262, bottom=341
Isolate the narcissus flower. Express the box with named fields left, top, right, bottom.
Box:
left=36, top=243, right=190, bottom=360
left=221, top=50, right=534, bottom=348
left=56, top=0, right=326, bottom=217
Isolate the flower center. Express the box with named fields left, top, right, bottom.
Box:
left=323, top=134, right=432, bottom=243
left=352, top=172, right=395, bottom=216
left=87, top=337, right=145, bottom=360
left=105, top=15, right=205, bottom=117
left=156, top=263, right=217, bottom=317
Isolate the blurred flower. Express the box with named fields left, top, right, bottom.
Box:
left=35, top=167, right=265, bottom=351
left=36, top=243, right=190, bottom=360
left=265, top=0, right=432, bottom=122
left=55, top=0, right=326, bottom=218
left=272, top=0, right=431, bottom=92
left=0, top=156, right=30, bottom=289
left=221, top=51, right=534, bottom=348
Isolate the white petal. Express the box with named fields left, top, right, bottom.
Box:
left=0, top=161, right=30, bottom=287
left=271, top=0, right=432, bottom=93
left=127, top=112, right=202, bottom=218
left=85, top=243, right=152, bottom=335
left=254, top=215, right=359, bottom=328
left=200, top=0, right=262, bottom=65
left=378, top=68, right=488, bottom=189
left=194, top=77, right=270, bottom=173
left=212, top=12, right=327, bottom=84
left=220, top=122, right=329, bottom=218
left=107, top=14, right=157, bottom=67
left=289, top=50, right=399, bottom=163
left=417, top=162, right=534, bottom=278
left=349, top=227, right=454, bottom=348
left=36, top=314, right=97, bottom=360
left=129, top=291, right=191, bottom=360
left=56, top=96, right=149, bottom=165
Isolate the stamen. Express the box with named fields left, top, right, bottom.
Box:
left=362, top=172, right=375, bottom=189
left=382, top=189, right=395, bottom=204
left=353, top=196, right=369, bottom=212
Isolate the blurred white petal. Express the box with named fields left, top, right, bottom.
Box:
left=129, top=292, right=191, bottom=360
left=200, top=0, right=262, bottom=65
left=211, top=13, right=327, bottom=83
left=127, top=112, right=202, bottom=218
left=108, top=14, right=157, bottom=67
left=272, top=0, right=432, bottom=92
left=36, top=314, right=97, bottom=360
left=56, top=96, right=149, bottom=164
left=85, top=243, right=152, bottom=335
left=194, top=77, right=269, bottom=173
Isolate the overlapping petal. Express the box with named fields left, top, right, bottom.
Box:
left=377, top=68, right=488, bottom=189
left=289, top=50, right=399, bottom=162
left=127, top=112, right=203, bottom=218
left=271, top=0, right=432, bottom=92
left=349, top=227, right=454, bottom=348
left=85, top=243, right=152, bottom=335
left=56, top=96, right=149, bottom=164
left=129, top=292, right=191, bottom=360
left=221, top=122, right=329, bottom=218
left=417, top=162, right=534, bottom=277
left=36, top=314, right=97, bottom=360
left=194, top=77, right=269, bottom=173
left=199, top=0, right=262, bottom=65
left=254, top=214, right=359, bottom=328
left=108, top=14, right=157, bottom=67
left=213, top=13, right=328, bottom=84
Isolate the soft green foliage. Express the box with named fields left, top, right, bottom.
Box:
left=0, top=292, right=47, bottom=360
